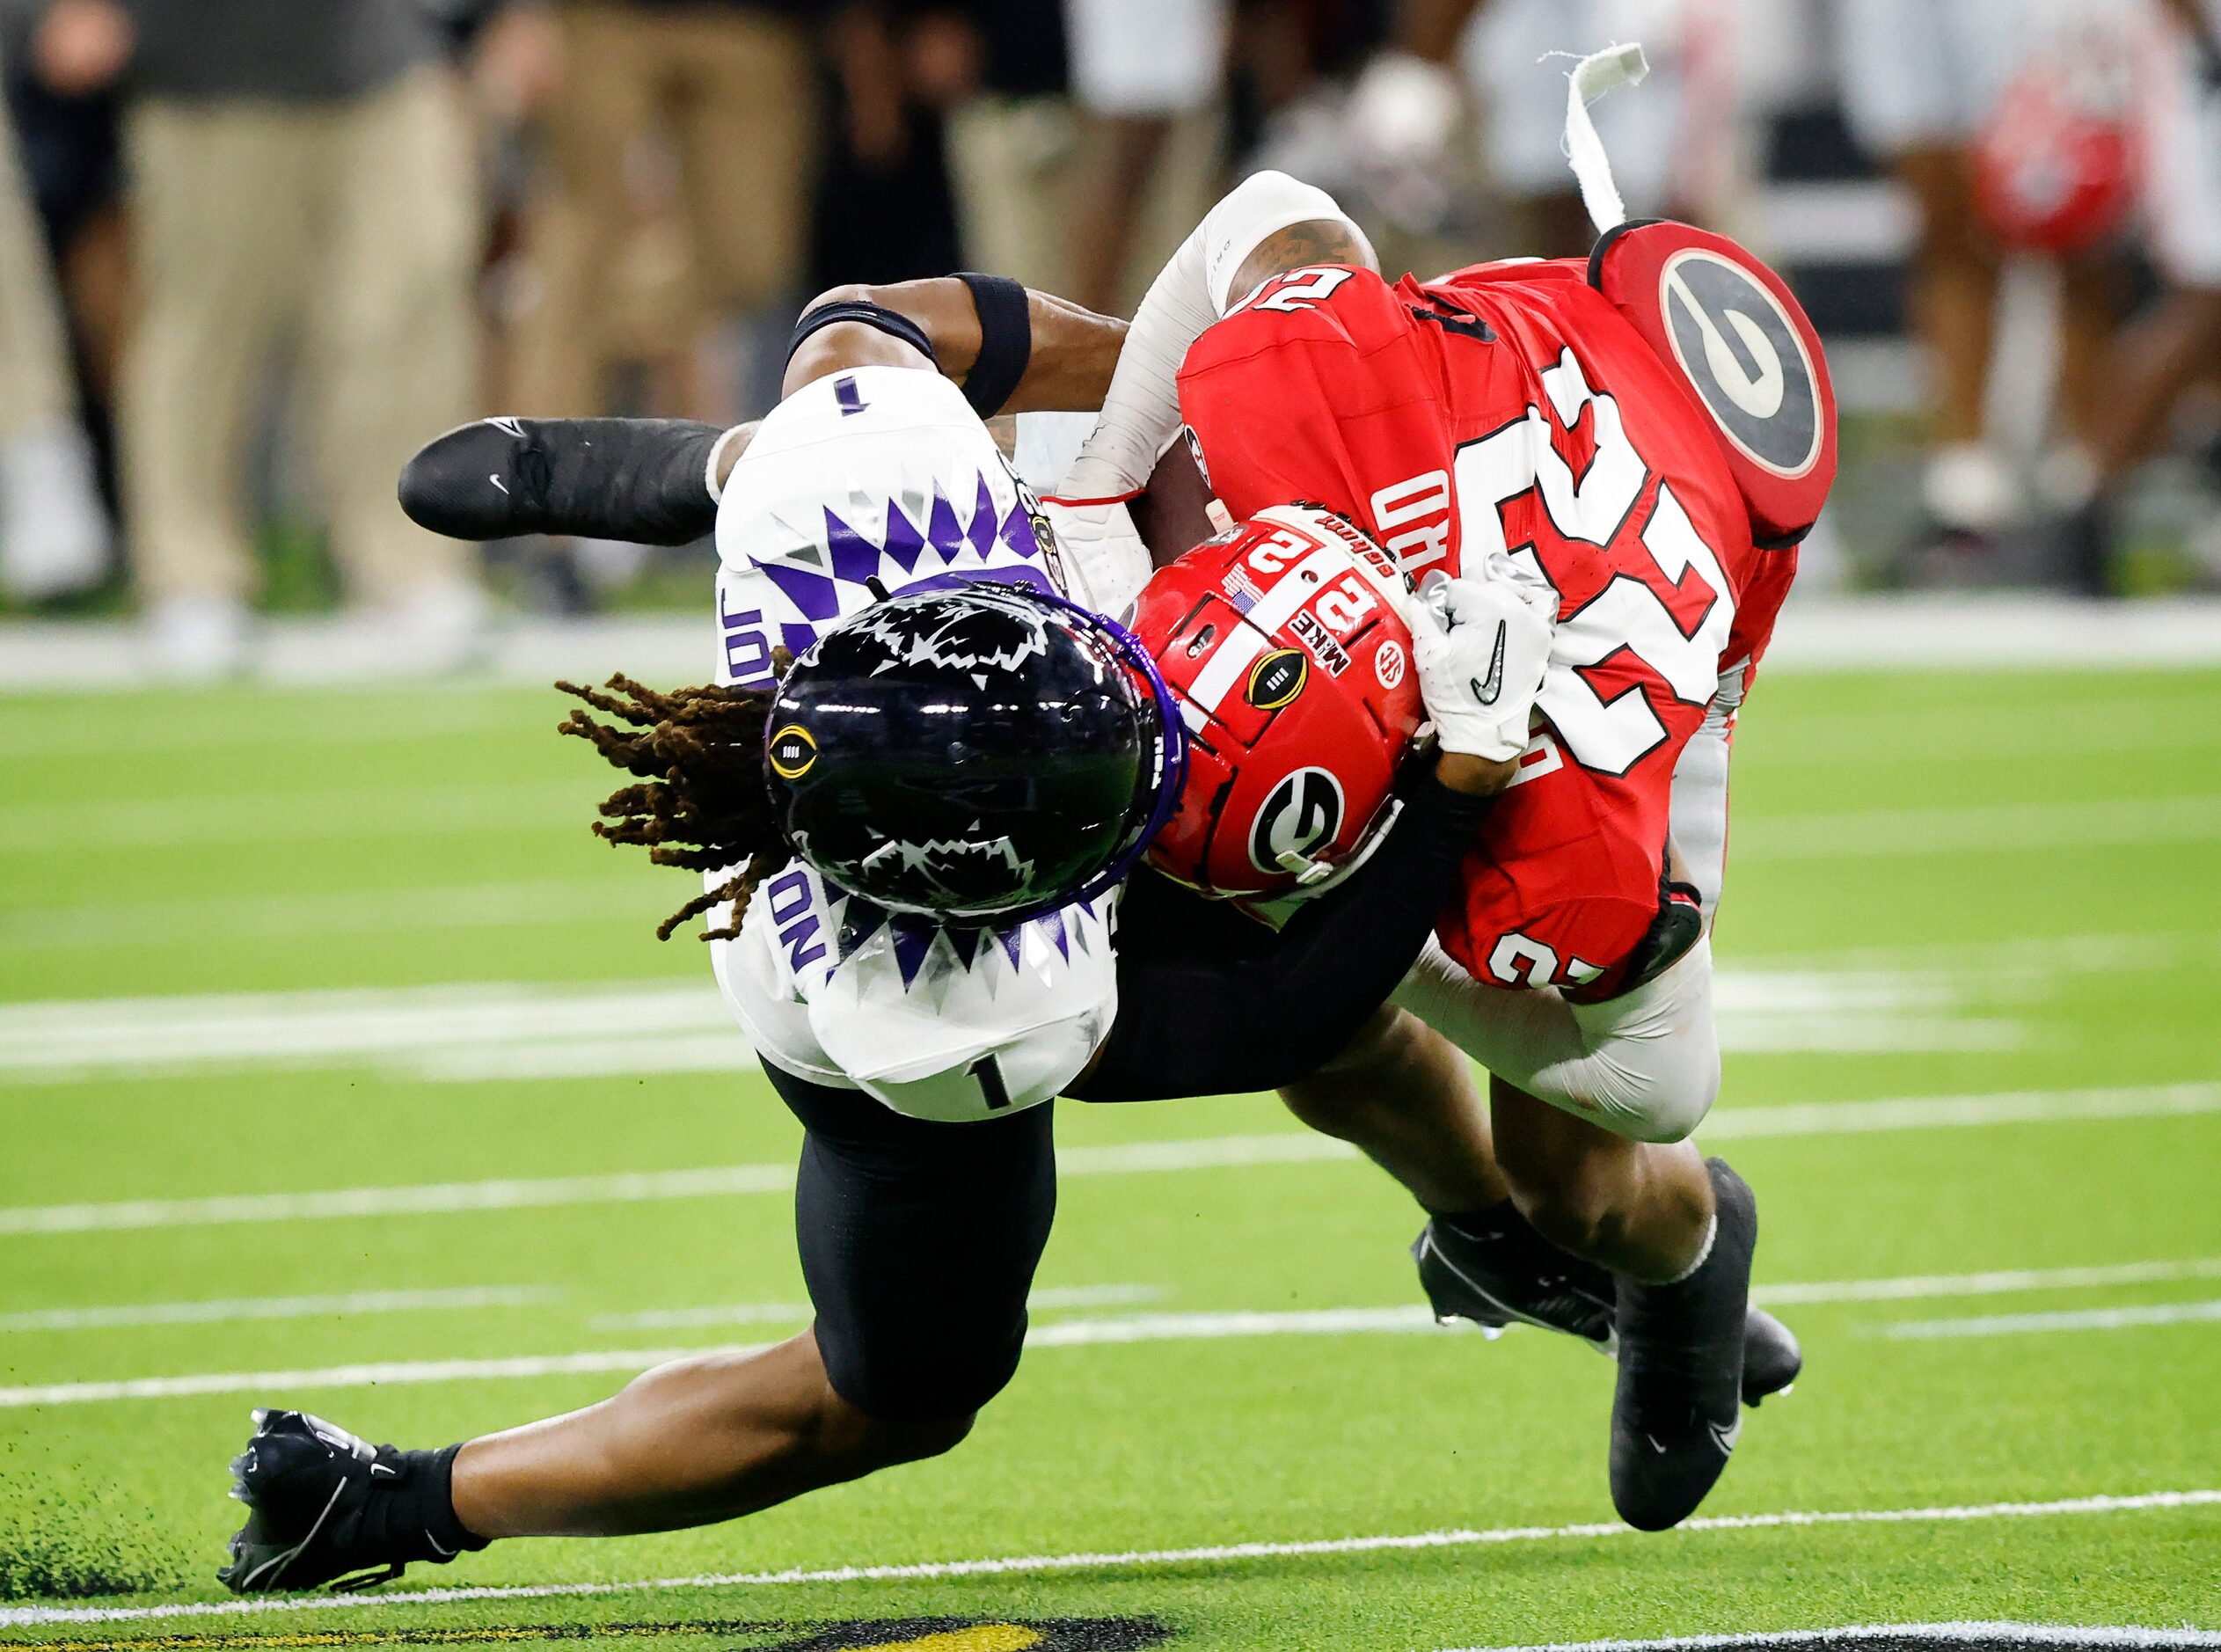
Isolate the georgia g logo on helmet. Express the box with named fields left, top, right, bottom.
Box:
left=1247, top=767, right=1345, bottom=877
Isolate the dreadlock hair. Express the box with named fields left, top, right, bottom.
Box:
left=556, top=662, right=793, bottom=942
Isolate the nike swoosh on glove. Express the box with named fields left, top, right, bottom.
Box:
left=1408, top=572, right=1554, bottom=764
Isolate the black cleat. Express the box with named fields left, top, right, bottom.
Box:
left=1414, top=1205, right=1804, bottom=1411
left=1742, top=1305, right=1802, bottom=1407
left=1414, top=1205, right=1618, bottom=1352
left=1608, top=1159, right=1757, bottom=1531
left=219, top=1409, right=476, bottom=1593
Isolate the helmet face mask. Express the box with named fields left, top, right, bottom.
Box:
left=1129, top=504, right=1425, bottom=903
left=765, top=583, right=1184, bottom=925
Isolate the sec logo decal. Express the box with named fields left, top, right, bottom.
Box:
left=768, top=724, right=818, bottom=780
left=1248, top=767, right=1345, bottom=874
left=1373, top=640, right=1406, bottom=689
left=1246, top=647, right=1309, bottom=710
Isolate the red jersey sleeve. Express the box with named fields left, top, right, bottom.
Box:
left=1178, top=266, right=1459, bottom=570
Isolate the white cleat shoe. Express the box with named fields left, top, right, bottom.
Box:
left=0, top=423, right=112, bottom=602
left=147, top=595, right=252, bottom=682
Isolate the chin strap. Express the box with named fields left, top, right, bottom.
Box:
left=1562, top=41, right=1650, bottom=236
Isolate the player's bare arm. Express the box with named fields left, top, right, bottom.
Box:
left=396, top=276, right=1125, bottom=543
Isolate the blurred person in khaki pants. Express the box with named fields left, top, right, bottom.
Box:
left=19, top=0, right=547, bottom=676
left=0, top=18, right=110, bottom=603
left=506, top=0, right=817, bottom=423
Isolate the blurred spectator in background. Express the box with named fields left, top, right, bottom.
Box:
left=1064, top=0, right=1232, bottom=315
left=1836, top=0, right=2137, bottom=552
left=2066, top=0, right=2221, bottom=593
left=14, top=0, right=532, bottom=676
left=1347, top=0, right=1742, bottom=258
left=0, top=20, right=108, bottom=605
left=807, top=2, right=960, bottom=289
left=507, top=0, right=816, bottom=426
left=939, top=0, right=1078, bottom=295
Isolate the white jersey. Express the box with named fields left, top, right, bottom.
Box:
left=708, top=365, right=1120, bottom=1122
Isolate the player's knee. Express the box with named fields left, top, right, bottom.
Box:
left=837, top=1401, right=976, bottom=1471
left=1277, top=1005, right=1410, bottom=1135
left=1622, top=1040, right=1721, bottom=1144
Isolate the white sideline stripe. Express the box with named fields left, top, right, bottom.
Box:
left=1442, top=1621, right=2221, bottom=1652
left=4, top=1490, right=2216, bottom=1627
left=9, top=1083, right=2217, bottom=1239
left=1883, top=1298, right=2221, bottom=1339
left=0, top=1306, right=1452, bottom=1407
left=1755, top=1257, right=2221, bottom=1306
left=0, top=1286, right=554, bottom=1334
left=1732, top=796, right=2221, bottom=860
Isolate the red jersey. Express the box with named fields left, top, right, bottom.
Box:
left=1179, top=259, right=1798, bottom=993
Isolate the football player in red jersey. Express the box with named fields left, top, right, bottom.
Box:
left=1063, top=48, right=1834, bottom=1531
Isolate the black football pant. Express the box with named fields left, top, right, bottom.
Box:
left=760, top=1058, right=1057, bottom=1422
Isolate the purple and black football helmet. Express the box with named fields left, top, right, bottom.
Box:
left=763, top=582, right=1186, bottom=925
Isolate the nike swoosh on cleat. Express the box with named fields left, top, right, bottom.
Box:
left=1645, top=1434, right=1671, bottom=1455
left=1709, top=1414, right=1743, bottom=1455
left=424, top=1533, right=457, bottom=1559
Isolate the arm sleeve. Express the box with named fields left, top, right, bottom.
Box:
left=1067, top=171, right=1372, bottom=496
left=398, top=417, right=726, bottom=545
left=1073, top=771, right=1490, bottom=1102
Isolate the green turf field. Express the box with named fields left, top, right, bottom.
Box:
left=1, top=668, right=2217, bottom=1652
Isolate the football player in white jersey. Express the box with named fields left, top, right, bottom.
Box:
left=217, top=244, right=1565, bottom=1591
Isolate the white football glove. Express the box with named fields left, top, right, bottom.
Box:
left=1407, top=572, right=1554, bottom=764
left=1037, top=494, right=1151, bottom=618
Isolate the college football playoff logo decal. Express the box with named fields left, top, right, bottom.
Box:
left=1246, top=647, right=1309, bottom=711
left=768, top=724, right=818, bottom=780
left=1658, top=248, right=1823, bottom=480
left=1247, top=767, right=1344, bottom=874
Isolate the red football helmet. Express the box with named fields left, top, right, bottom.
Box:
left=1129, top=503, right=1424, bottom=900
left=1973, top=58, right=2138, bottom=255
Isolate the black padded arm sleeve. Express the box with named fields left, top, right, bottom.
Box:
left=398, top=418, right=725, bottom=545
left=954, top=272, right=1032, bottom=417
left=1073, top=772, right=1492, bottom=1102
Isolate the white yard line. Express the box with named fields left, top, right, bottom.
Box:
left=0, top=1134, right=1355, bottom=1237
left=1731, top=796, right=2221, bottom=861
left=589, top=1283, right=1163, bottom=1332
left=0, top=781, right=585, bottom=852
left=0, top=1306, right=1453, bottom=1407
left=1755, top=1258, right=2221, bottom=1306
left=0, top=881, right=645, bottom=951
left=6, top=1083, right=2215, bottom=1239
left=0, top=972, right=2152, bottom=1085
left=16, top=1283, right=2221, bottom=1407
left=1881, top=1299, right=2221, bottom=1340
left=1441, top=1622, right=2221, bottom=1652
left=4, top=1489, right=2215, bottom=1627
left=0, top=1286, right=555, bottom=1334
left=1697, top=1083, right=2221, bottom=1140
